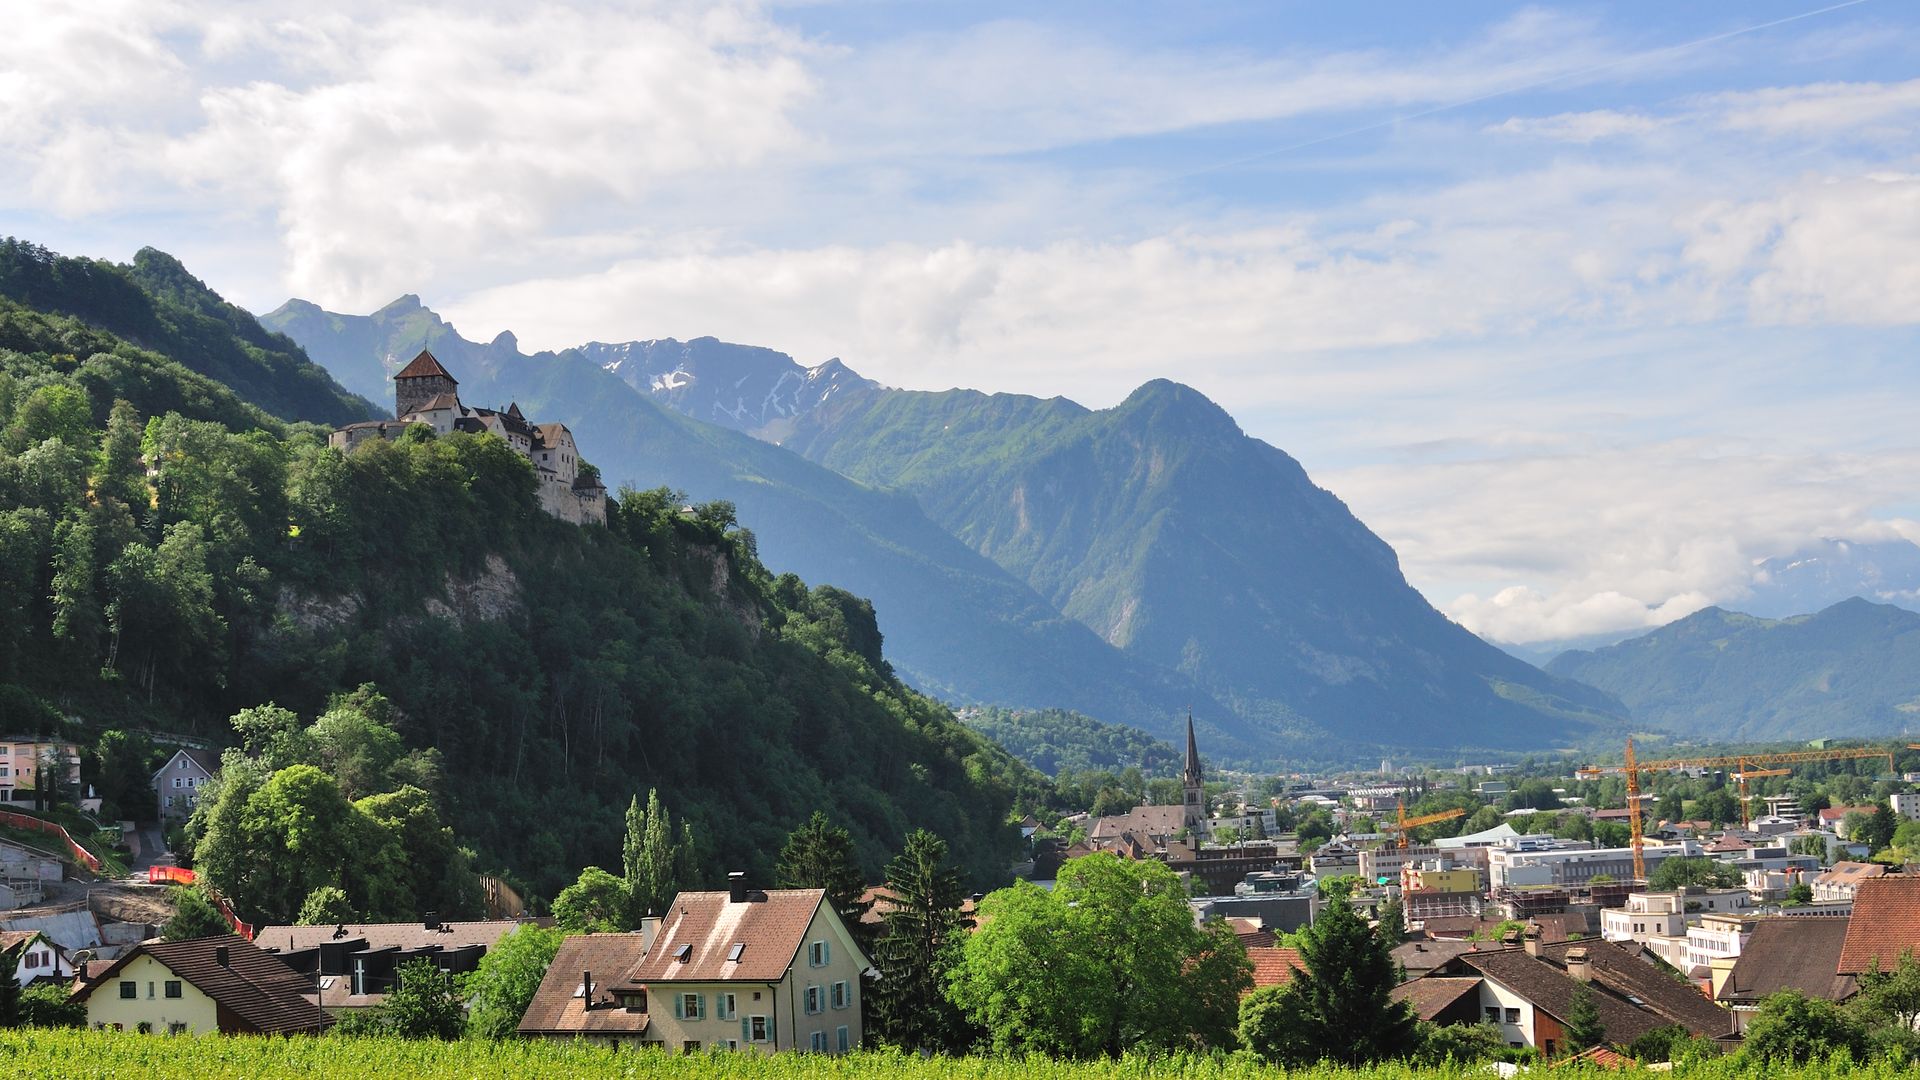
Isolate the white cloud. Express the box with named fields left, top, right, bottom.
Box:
left=3, top=1, right=817, bottom=309
left=1486, top=109, right=1667, bottom=142
left=1709, top=77, right=1920, bottom=137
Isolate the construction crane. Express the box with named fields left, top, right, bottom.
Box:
left=1575, top=738, right=1896, bottom=881
left=1385, top=800, right=1466, bottom=849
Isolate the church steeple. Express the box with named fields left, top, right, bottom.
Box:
left=1182, top=711, right=1205, bottom=834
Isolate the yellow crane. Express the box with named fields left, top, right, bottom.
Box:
left=1385, top=801, right=1467, bottom=849
left=1576, top=738, right=1896, bottom=881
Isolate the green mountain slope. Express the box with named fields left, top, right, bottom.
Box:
left=782, top=379, right=1626, bottom=753
left=263, top=299, right=1279, bottom=759
left=0, top=240, right=374, bottom=425
left=958, top=707, right=1179, bottom=778
left=1546, top=598, right=1920, bottom=741
left=0, top=245, right=1038, bottom=901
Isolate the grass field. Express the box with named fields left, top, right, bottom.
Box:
left=1, top=1032, right=1914, bottom=1080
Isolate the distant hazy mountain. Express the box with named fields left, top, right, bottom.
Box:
left=1742, top=538, right=1920, bottom=619
left=268, top=300, right=1628, bottom=759
left=1546, top=598, right=1920, bottom=741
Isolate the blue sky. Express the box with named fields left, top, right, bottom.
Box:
left=5, top=1, right=1919, bottom=645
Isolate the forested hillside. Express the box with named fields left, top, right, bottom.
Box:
left=0, top=241, right=372, bottom=426
left=959, top=707, right=1179, bottom=777
left=1547, top=598, right=1920, bottom=741
left=0, top=243, right=1036, bottom=907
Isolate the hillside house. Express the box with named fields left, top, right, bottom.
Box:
left=70, top=935, right=332, bottom=1035
left=330, top=350, right=606, bottom=525
left=0, top=736, right=81, bottom=805
left=252, top=917, right=532, bottom=1015
left=520, top=877, right=872, bottom=1053
left=1, top=929, right=73, bottom=985
left=152, top=748, right=218, bottom=824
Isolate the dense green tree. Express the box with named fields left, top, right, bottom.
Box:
left=17, top=982, right=85, bottom=1028
left=1696, top=788, right=1739, bottom=827
left=1648, top=856, right=1740, bottom=891
left=356, top=786, right=479, bottom=919
left=777, top=811, right=874, bottom=935
left=85, top=728, right=158, bottom=822
left=552, top=867, right=627, bottom=934
left=1245, top=891, right=1414, bottom=1065
left=870, top=830, right=972, bottom=1053
left=1626, top=1023, right=1705, bottom=1063
left=1740, top=990, right=1867, bottom=1064
left=1855, top=949, right=1920, bottom=1031
left=462, top=925, right=561, bottom=1040
left=296, top=886, right=355, bottom=926
left=1410, top=1021, right=1515, bottom=1065
left=622, top=788, right=684, bottom=926
left=0, top=949, right=18, bottom=1027
left=1786, top=882, right=1814, bottom=906
left=947, top=853, right=1249, bottom=1057
left=371, top=957, right=466, bottom=1040
left=1564, top=983, right=1606, bottom=1051
left=161, top=886, right=230, bottom=941
left=1867, top=804, right=1899, bottom=853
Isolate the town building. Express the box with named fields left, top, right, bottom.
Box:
left=1489, top=839, right=1704, bottom=890
left=70, top=935, right=332, bottom=1035
left=1716, top=917, right=1856, bottom=1031
left=0, top=737, right=81, bottom=805
left=1810, top=861, right=1889, bottom=903
left=152, top=748, right=218, bottom=824
left=1890, top=792, right=1920, bottom=820
left=252, top=917, right=532, bottom=1014
left=1395, top=931, right=1735, bottom=1057
left=520, top=877, right=871, bottom=1053
left=1836, top=876, right=1920, bottom=980
left=330, top=351, right=606, bottom=526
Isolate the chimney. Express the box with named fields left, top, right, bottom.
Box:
left=214, top=945, right=230, bottom=969
left=582, top=970, right=593, bottom=1011
left=1499, top=927, right=1522, bottom=948
left=1566, top=947, right=1592, bottom=982
left=639, top=916, right=662, bottom=953
left=1522, top=925, right=1541, bottom=958
left=424, top=911, right=440, bottom=931
left=728, top=871, right=747, bottom=904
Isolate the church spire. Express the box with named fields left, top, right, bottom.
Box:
left=1181, top=711, right=1205, bottom=836
left=1183, top=710, right=1202, bottom=786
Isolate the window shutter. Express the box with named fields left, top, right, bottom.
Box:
left=674, top=996, right=684, bottom=1020
left=697, top=994, right=706, bottom=1019
left=741, top=1017, right=750, bottom=1044
left=822, top=941, right=831, bottom=965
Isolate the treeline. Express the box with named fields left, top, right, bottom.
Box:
left=0, top=265, right=1039, bottom=901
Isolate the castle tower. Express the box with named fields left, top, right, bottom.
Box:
left=393, top=349, right=459, bottom=418
left=1182, top=712, right=1206, bottom=835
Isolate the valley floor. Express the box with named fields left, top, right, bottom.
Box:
left=0, top=1033, right=1906, bottom=1080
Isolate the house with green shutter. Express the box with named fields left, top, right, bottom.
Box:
left=519, top=875, right=871, bottom=1053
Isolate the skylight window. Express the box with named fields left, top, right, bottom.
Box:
left=674, top=944, right=692, bottom=963
left=728, top=943, right=745, bottom=962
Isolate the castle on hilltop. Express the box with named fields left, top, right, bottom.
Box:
left=330, top=350, right=606, bottom=525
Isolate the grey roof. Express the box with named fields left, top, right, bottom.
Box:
left=1719, top=918, right=1856, bottom=1004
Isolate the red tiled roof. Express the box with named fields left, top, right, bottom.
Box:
left=1244, top=947, right=1303, bottom=992
left=394, top=350, right=455, bottom=382
left=627, top=889, right=835, bottom=984
left=1392, top=974, right=1482, bottom=1020
left=518, top=933, right=653, bottom=1036
left=75, top=935, right=331, bottom=1034
left=1719, top=917, right=1856, bottom=1003
left=1558, top=1045, right=1633, bottom=1068
left=1837, top=876, right=1920, bottom=974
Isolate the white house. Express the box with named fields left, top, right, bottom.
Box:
left=152, top=749, right=218, bottom=824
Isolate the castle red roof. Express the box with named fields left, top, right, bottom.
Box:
left=395, top=350, right=456, bottom=383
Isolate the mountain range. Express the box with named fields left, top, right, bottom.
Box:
left=1546, top=598, right=1920, bottom=742
left=265, top=300, right=1627, bottom=762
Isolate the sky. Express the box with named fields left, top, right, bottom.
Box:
left=6, top=0, right=1920, bottom=647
